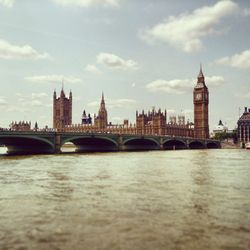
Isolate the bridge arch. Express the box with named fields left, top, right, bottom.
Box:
left=61, top=135, right=118, bottom=152
left=206, top=141, right=220, bottom=149
left=163, top=139, right=187, bottom=150
left=189, top=140, right=205, bottom=149
left=123, top=137, right=160, bottom=151
left=0, top=135, right=54, bottom=154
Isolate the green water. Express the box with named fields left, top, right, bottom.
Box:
left=0, top=149, right=250, bottom=250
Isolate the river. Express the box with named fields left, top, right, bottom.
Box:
left=0, top=148, right=250, bottom=250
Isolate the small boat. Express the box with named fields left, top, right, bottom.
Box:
left=245, top=142, right=250, bottom=149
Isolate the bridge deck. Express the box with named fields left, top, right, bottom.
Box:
left=0, top=131, right=221, bottom=155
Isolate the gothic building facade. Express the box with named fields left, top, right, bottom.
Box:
left=53, top=88, right=72, bottom=129
left=193, top=66, right=209, bottom=139
left=136, top=109, right=167, bottom=135
left=238, top=107, right=250, bottom=144
left=136, top=109, right=194, bottom=137
left=54, top=66, right=210, bottom=138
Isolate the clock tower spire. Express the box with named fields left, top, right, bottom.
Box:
left=193, top=65, right=209, bottom=139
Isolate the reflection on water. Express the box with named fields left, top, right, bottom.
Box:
left=0, top=147, right=7, bottom=154
left=0, top=149, right=250, bottom=250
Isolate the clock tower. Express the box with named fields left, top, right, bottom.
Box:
left=193, top=66, right=209, bottom=139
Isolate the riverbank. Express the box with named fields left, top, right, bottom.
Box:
left=221, top=140, right=239, bottom=149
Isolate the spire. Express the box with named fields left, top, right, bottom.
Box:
left=60, top=79, right=65, bottom=97
left=198, top=63, right=204, bottom=79
left=196, top=63, right=206, bottom=87
left=101, top=91, right=104, bottom=102
left=101, top=91, right=105, bottom=105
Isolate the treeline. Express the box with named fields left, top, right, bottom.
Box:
left=213, top=130, right=238, bottom=143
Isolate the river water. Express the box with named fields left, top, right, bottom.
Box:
left=0, top=148, right=250, bottom=250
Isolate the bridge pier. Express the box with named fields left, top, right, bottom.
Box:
left=54, top=134, right=62, bottom=154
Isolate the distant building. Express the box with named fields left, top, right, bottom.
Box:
left=55, top=66, right=209, bottom=139
left=81, top=110, right=92, bottom=125
left=238, top=107, right=250, bottom=144
left=53, top=88, right=72, bottom=129
left=213, top=120, right=228, bottom=134
left=94, top=93, right=108, bottom=129
left=10, top=121, right=31, bottom=131
left=136, top=109, right=194, bottom=137
left=136, top=108, right=167, bottom=135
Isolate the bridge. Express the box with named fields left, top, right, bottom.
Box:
left=0, top=131, right=221, bottom=155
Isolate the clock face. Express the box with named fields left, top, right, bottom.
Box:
left=195, top=93, right=202, bottom=101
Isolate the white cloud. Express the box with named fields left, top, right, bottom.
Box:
left=30, top=100, right=43, bottom=107
left=236, top=91, right=250, bottom=99
left=215, top=50, right=250, bottom=69
left=88, top=98, right=137, bottom=108
left=0, top=39, right=50, bottom=60
left=146, top=76, right=225, bottom=94
left=0, top=97, right=7, bottom=106
left=146, top=79, right=191, bottom=94
left=51, top=0, right=119, bottom=7
left=25, top=75, right=82, bottom=84
left=31, top=93, right=48, bottom=99
left=141, top=0, right=238, bottom=52
left=0, top=0, right=14, bottom=8
left=84, top=64, right=101, bottom=74
left=243, top=8, right=250, bottom=16
left=206, top=76, right=225, bottom=87
left=242, top=92, right=250, bottom=99
left=97, top=53, right=139, bottom=70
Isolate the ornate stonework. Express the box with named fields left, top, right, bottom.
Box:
left=193, top=66, right=209, bottom=139
left=53, top=89, right=72, bottom=129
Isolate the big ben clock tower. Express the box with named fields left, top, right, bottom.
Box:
left=193, top=65, right=209, bottom=139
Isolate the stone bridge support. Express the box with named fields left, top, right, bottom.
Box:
left=54, top=133, right=62, bottom=153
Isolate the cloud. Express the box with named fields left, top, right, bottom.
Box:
left=243, top=8, right=250, bottom=16
left=206, top=76, right=225, bottom=87
left=215, top=50, right=250, bottom=69
left=30, top=100, right=43, bottom=107
left=146, top=76, right=225, bottom=94
left=242, top=92, right=250, bottom=99
left=0, top=0, right=14, bottom=8
left=0, top=97, right=7, bottom=106
left=236, top=91, right=250, bottom=99
left=146, top=79, right=191, bottom=94
left=84, top=64, right=101, bottom=74
left=31, top=93, right=48, bottom=99
left=0, top=39, right=50, bottom=60
left=97, top=53, right=139, bottom=70
left=88, top=98, right=137, bottom=108
left=25, top=75, right=82, bottom=84
left=51, top=0, right=119, bottom=7
left=141, top=0, right=238, bottom=52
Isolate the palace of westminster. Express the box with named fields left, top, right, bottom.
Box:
left=52, top=67, right=210, bottom=139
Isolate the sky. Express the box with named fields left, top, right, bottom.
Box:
left=0, top=0, right=250, bottom=130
